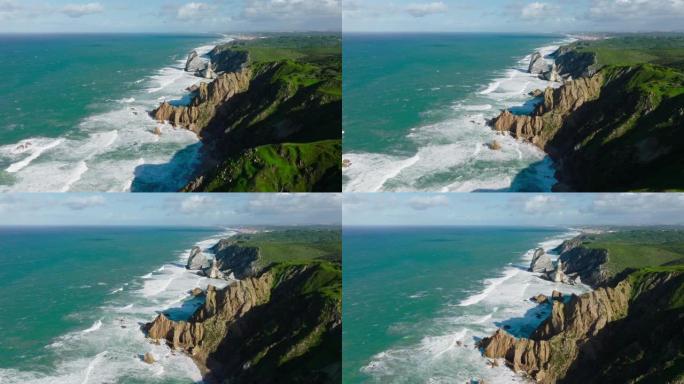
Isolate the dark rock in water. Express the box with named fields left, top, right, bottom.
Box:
left=529, top=89, right=544, bottom=97
left=142, top=352, right=156, bottom=364
left=185, top=50, right=205, bottom=73
left=531, top=294, right=549, bottom=304
left=486, top=140, right=502, bottom=151
left=186, top=246, right=209, bottom=270
left=551, top=290, right=563, bottom=300
left=529, top=248, right=553, bottom=273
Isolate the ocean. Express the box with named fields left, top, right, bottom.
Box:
left=342, top=226, right=590, bottom=383
left=0, top=34, right=229, bottom=192
left=0, top=226, right=235, bottom=383
left=342, top=33, right=573, bottom=192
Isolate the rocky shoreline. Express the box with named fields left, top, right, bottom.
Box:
left=488, top=36, right=684, bottom=191
left=477, top=232, right=684, bottom=383
left=140, top=232, right=342, bottom=383
left=147, top=35, right=342, bottom=192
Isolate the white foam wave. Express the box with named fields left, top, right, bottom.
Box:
left=82, top=319, right=103, bottom=334
left=5, top=138, right=64, bottom=173
left=361, top=231, right=591, bottom=382
left=343, top=40, right=571, bottom=192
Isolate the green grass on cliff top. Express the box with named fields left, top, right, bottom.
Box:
left=582, top=229, right=684, bottom=275
left=571, top=35, right=684, bottom=70
left=203, top=140, right=341, bottom=192
left=221, top=33, right=341, bottom=66
left=232, top=228, right=342, bottom=266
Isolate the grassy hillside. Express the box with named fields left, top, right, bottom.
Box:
left=543, top=35, right=684, bottom=191
left=581, top=229, right=684, bottom=275
left=571, top=35, right=684, bottom=70
left=187, top=33, right=342, bottom=192
left=232, top=228, right=342, bottom=266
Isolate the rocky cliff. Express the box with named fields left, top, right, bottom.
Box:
left=211, top=239, right=261, bottom=279
left=151, top=36, right=342, bottom=192
left=144, top=262, right=342, bottom=383
left=491, top=39, right=684, bottom=191
left=480, top=268, right=684, bottom=383
left=153, top=69, right=253, bottom=134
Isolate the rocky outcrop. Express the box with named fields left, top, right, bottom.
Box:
left=186, top=246, right=210, bottom=270
left=480, top=266, right=684, bottom=383
left=212, top=239, right=261, bottom=279
left=530, top=248, right=554, bottom=273
left=144, top=263, right=342, bottom=383
left=531, top=294, right=549, bottom=304
left=153, top=69, right=252, bottom=134
left=560, top=247, right=610, bottom=288
left=542, top=63, right=562, bottom=82
left=142, top=352, right=156, bottom=364
left=145, top=273, right=273, bottom=354
left=208, top=46, right=250, bottom=73
left=553, top=236, right=585, bottom=254
left=480, top=278, right=632, bottom=383
left=551, top=46, right=599, bottom=79
left=529, top=52, right=550, bottom=75
left=205, top=259, right=225, bottom=279
left=185, top=51, right=205, bottom=73
left=490, top=73, right=604, bottom=148
left=199, top=65, right=216, bottom=79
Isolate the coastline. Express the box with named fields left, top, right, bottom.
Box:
left=360, top=229, right=590, bottom=383
left=0, top=228, right=234, bottom=383
left=0, top=34, right=230, bottom=192
left=343, top=36, right=574, bottom=193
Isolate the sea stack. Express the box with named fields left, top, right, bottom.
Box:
left=186, top=246, right=210, bottom=270
left=184, top=51, right=205, bottom=73
left=529, top=248, right=553, bottom=272
left=528, top=51, right=549, bottom=74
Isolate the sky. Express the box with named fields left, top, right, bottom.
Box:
left=0, top=193, right=341, bottom=227
left=344, top=0, right=684, bottom=33
left=0, top=0, right=341, bottom=33
left=343, top=193, right=684, bottom=227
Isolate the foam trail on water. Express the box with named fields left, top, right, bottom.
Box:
left=343, top=38, right=576, bottom=192
left=361, top=231, right=589, bottom=383
left=0, top=36, right=234, bottom=192
left=0, top=229, right=238, bottom=384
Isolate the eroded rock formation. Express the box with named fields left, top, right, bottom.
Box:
left=529, top=52, right=550, bottom=75
left=490, top=73, right=604, bottom=148
left=153, top=69, right=252, bottom=134
left=186, top=246, right=210, bottom=270
left=530, top=248, right=554, bottom=273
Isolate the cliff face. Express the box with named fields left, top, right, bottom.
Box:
left=153, top=69, right=253, bottom=134
left=491, top=61, right=684, bottom=191
left=211, top=239, right=261, bottom=279
left=144, top=262, right=341, bottom=383
left=491, top=74, right=604, bottom=148
left=559, top=247, right=610, bottom=287
left=551, top=46, right=599, bottom=79
left=480, top=269, right=684, bottom=384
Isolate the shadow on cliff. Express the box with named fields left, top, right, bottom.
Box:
left=472, top=158, right=557, bottom=192
left=130, top=142, right=203, bottom=192
left=558, top=273, right=684, bottom=383
left=494, top=301, right=553, bottom=338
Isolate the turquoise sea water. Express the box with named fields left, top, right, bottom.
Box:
left=343, top=226, right=589, bottom=383
left=0, top=226, right=232, bottom=383
left=342, top=33, right=570, bottom=192
left=0, top=34, right=226, bottom=192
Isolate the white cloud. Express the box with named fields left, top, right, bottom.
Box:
left=179, top=195, right=213, bottom=213
left=588, top=193, right=684, bottom=214
left=520, top=2, right=556, bottom=19
left=245, top=193, right=342, bottom=215
left=61, top=2, right=104, bottom=18
left=177, top=2, right=212, bottom=20
left=408, top=195, right=449, bottom=210
left=405, top=1, right=448, bottom=17
left=588, top=0, right=684, bottom=20
left=64, top=195, right=106, bottom=210
left=520, top=194, right=564, bottom=215
left=244, top=0, right=341, bottom=20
